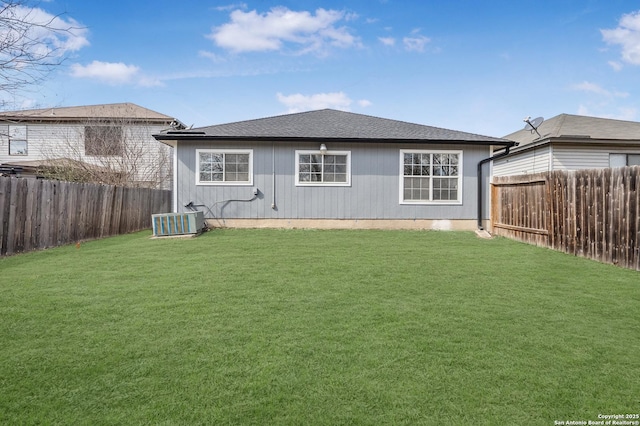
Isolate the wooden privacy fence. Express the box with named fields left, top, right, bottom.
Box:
left=0, top=177, right=171, bottom=256
left=491, top=167, right=640, bottom=270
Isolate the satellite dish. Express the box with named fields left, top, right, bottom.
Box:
left=523, top=116, right=544, bottom=137
left=524, top=116, right=544, bottom=131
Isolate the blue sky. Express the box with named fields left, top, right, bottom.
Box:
left=4, top=0, right=640, bottom=137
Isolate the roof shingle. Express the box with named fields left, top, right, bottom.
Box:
left=178, top=109, right=511, bottom=144
left=0, top=102, right=177, bottom=122
left=504, top=113, right=640, bottom=145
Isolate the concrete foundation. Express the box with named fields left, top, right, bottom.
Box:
left=205, top=218, right=483, bottom=231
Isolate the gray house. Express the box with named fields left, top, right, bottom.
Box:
left=493, top=114, right=640, bottom=176
left=154, top=109, right=514, bottom=230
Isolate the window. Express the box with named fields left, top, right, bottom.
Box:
left=9, top=125, right=27, bottom=155
left=609, top=153, right=640, bottom=167
left=627, top=154, right=640, bottom=166
left=196, top=149, right=253, bottom=185
left=295, top=150, right=351, bottom=186
left=85, top=126, right=123, bottom=156
left=400, top=150, right=462, bottom=204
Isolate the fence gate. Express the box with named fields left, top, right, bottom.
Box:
left=491, top=175, right=550, bottom=247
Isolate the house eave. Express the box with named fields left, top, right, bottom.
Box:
left=0, top=116, right=179, bottom=125
left=504, top=136, right=640, bottom=155
left=152, top=133, right=516, bottom=147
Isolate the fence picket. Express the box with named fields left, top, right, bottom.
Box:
left=491, top=166, right=640, bottom=271
left=0, top=177, right=171, bottom=256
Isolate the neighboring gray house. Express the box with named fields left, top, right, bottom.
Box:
left=0, top=103, right=184, bottom=188
left=154, top=109, right=514, bottom=230
left=493, top=114, right=640, bottom=177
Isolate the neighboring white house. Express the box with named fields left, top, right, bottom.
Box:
left=493, top=114, right=640, bottom=177
left=0, top=103, right=184, bottom=188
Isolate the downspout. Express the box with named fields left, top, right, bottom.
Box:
left=172, top=142, right=178, bottom=213
left=271, top=142, right=277, bottom=209
left=477, top=145, right=512, bottom=230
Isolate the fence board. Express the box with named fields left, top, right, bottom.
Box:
left=491, top=166, right=640, bottom=271
left=0, top=177, right=171, bottom=256
left=0, top=178, right=9, bottom=255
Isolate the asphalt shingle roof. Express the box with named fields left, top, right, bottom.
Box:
left=171, top=109, right=511, bottom=144
left=504, top=113, right=640, bottom=145
left=0, top=102, right=177, bottom=122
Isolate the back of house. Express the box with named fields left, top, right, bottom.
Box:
left=154, top=109, right=514, bottom=229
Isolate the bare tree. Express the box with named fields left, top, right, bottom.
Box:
left=0, top=0, right=87, bottom=98
left=39, top=117, right=173, bottom=189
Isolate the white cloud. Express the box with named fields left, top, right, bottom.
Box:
left=608, top=60, right=623, bottom=71
left=198, top=50, right=226, bottom=62
left=69, top=61, right=154, bottom=86
left=136, top=75, right=164, bottom=88
left=577, top=105, right=590, bottom=115
left=378, top=36, right=395, bottom=46
left=277, top=91, right=370, bottom=112
left=207, top=7, right=360, bottom=54
left=571, top=81, right=628, bottom=98
left=344, top=12, right=359, bottom=22
left=572, top=81, right=611, bottom=96
left=0, top=6, right=89, bottom=58
left=403, top=34, right=431, bottom=52
left=321, top=25, right=358, bottom=49
left=601, top=11, right=640, bottom=65
left=578, top=104, right=637, bottom=121
left=613, top=107, right=638, bottom=120
left=215, top=3, right=247, bottom=12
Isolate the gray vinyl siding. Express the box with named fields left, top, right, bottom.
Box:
left=492, top=146, right=551, bottom=176
left=493, top=144, right=640, bottom=177
left=0, top=123, right=79, bottom=162
left=175, top=141, right=492, bottom=220
left=553, top=145, right=640, bottom=170
left=0, top=122, right=172, bottom=188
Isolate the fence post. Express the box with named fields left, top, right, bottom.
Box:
left=0, top=176, right=171, bottom=256
left=488, top=167, right=640, bottom=271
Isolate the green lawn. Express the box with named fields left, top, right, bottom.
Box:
left=1, top=229, right=638, bottom=425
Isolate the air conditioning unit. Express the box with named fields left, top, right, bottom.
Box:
left=152, top=211, right=204, bottom=237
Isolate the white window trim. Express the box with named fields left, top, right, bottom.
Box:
left=8, top=125, right=28, bottom=156
left=196, top=148, right=253, bottom=186
left=610, top=153, right=640, bottom=167
left=295, top=150, right=351, bottom=187
left=399, top=149, right=463, bottom=205
left=9, top=139, right=28, bottom=156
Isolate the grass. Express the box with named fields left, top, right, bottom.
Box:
left=0, top=229, right=639, bottom=425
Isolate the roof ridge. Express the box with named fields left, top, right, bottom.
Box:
left=561, top=113, right=640, bottom=125
left=195, top=108, right=506, bottom=140
left=0, top=102, right=176, bottom=120
left=550, top=113, right=569, bottom=137
left=178, top=109, right=510, bottom=144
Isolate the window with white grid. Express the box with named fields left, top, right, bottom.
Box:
left=196, top=149, right=252, bottom=185
left=400, top=150, right=462, bottom=204
left=295, top=150, right=351, bottom=186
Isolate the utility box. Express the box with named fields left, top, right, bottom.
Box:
left=152, top=211, right=204, bottom=237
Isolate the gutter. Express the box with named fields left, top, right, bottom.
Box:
left=477, top=144, right=515, bottom=230
left=152, top=133, right=509, bottom=146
